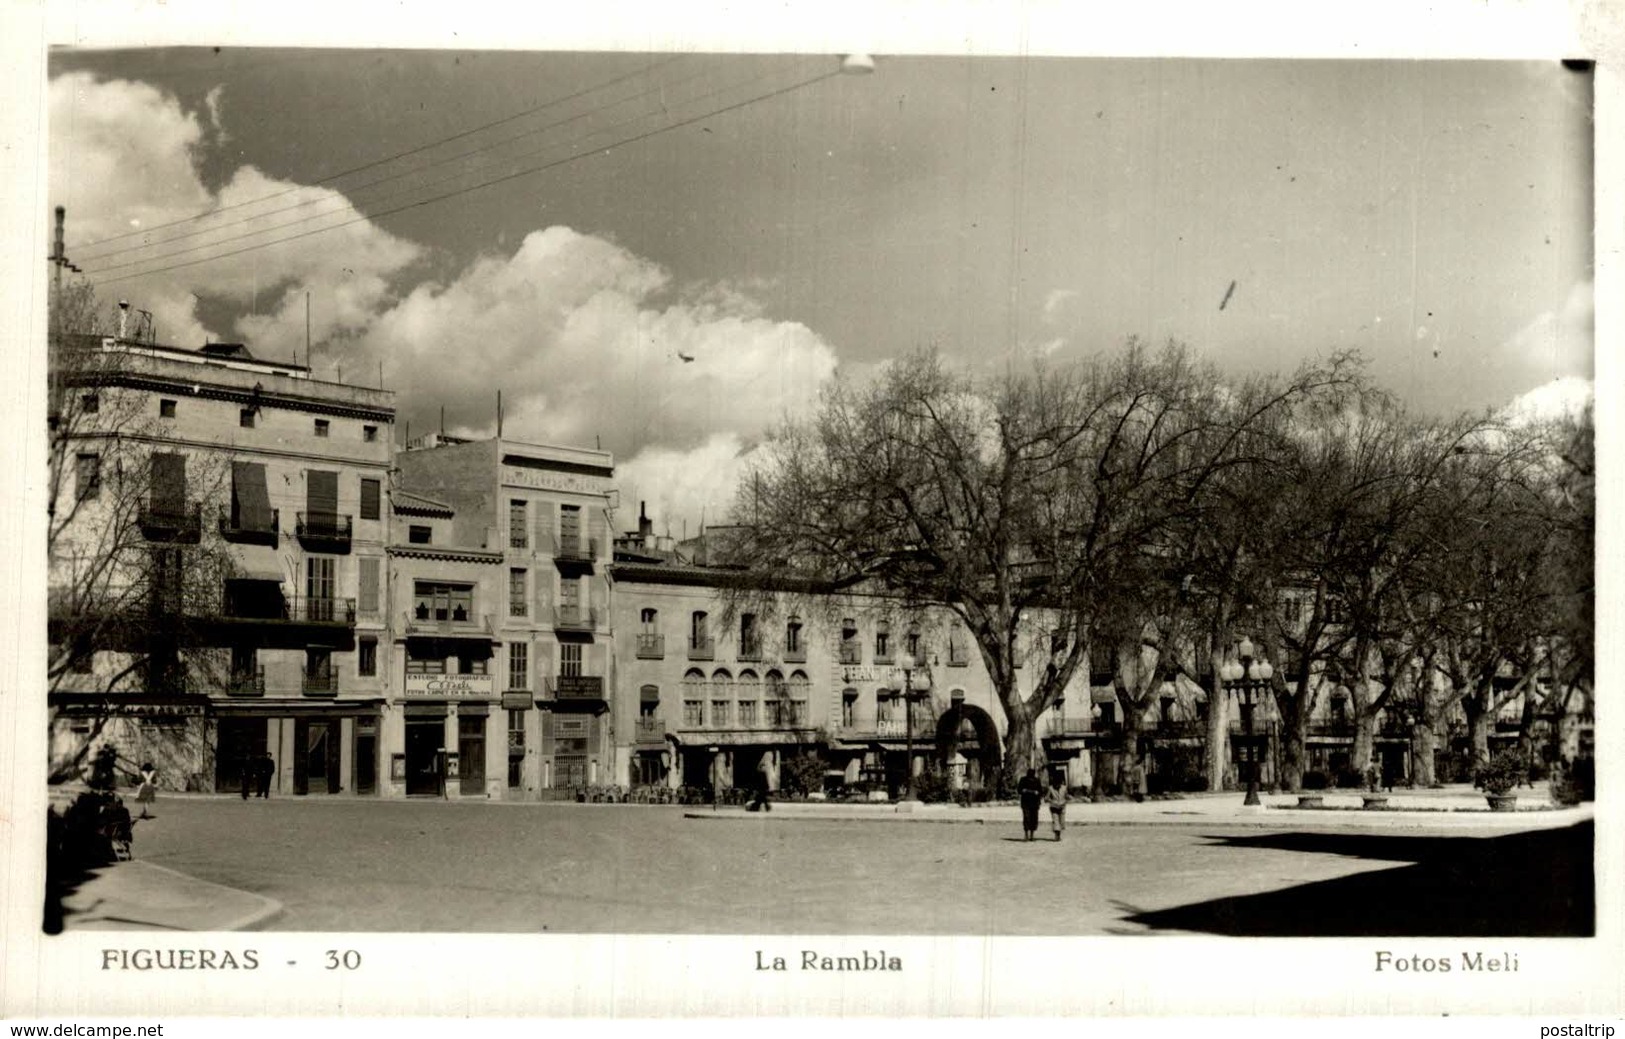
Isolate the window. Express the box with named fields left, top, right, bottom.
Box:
left=408, top=525, right=432, bottom=544
left=509, top=500, right=528, bottom=549
left=159, top=399, right=176, bottom=418
left=358, top=637, right=377, bottom=677
left=358, top=557, right=380, bottom=615
left=739, top=613, right=759, bottom=657
left=413, top=580, right=474, bottom=623
left=360, top=478, right=381, bottom=521
left=839, top=619, right=860, bottom=664
left=456, top=651, right=487, bottom=675
left=874, top=621, right=891, bottom=662
left=240, top=408, right=255, bottom=428
left=314, top=418, right=330, bottom=437
left=640, top=608, right=658, bottom=631
left=690, top=610, right=709, bottom=647
left=905, top=624, right=921, bottom=660
left=737, top=671, right=759, bottom=727
left=785, top=617, right=802, bottom=654
left=75, top=452, right=100, bottom=501
left=683, top=700, right=704, bottom=727
left=737, top=699, right=757, bottom=726
left=304, top=648, right=334, bottom=692
left=306, top=556, right=335, bottom=619
left=788, top=671, right=810, bottom=726
left=363, top=424, right=378, bottom=442
left=842, top=688, right=858, bottom=727
left=560, top=642, right=582, bottom=678
left=876, top=689, right=897, bottom=724
left=80, top=393, right=99, bottom=414
left=405, top=646, right=446, bottom=674
left=509, top=643, right=529, bottom=690
left=509, top=568, right=528, bottom=617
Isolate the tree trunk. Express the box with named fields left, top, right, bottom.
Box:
left=1352, top=712, right=1376, bottom=775
left=1413, top=718, right=1439, bottom=787
left=1205, top=668, right=1228, bottom=792
left=1273, top=692, right=1308, bottom=792
left=1000, top=698, right=1041, bottom=793
left=1463, top=687, right=1492, bottom=764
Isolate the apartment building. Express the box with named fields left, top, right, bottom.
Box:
left=396, top=434, right=616, bottom=797
left=48, top=334, right=394, bottom=794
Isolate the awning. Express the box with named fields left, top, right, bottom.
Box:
left=231, top=461, right=273, bottom=529
left=229, top=543, right=284, bottom=582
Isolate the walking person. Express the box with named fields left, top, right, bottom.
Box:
left=135, top=761, right=158, bottom=820
left=255, top=751, right=275, bottom=799
left=1045, top=771, right=1068, bottom=841
left=1017, top=767, right=1043, bottom=841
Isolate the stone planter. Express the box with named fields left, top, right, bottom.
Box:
left=1486, top=793, right=1518, bottom=812
left=1361, top=795, right=1389, bottom=810
left=1296, top=795, right=1325, bottom=809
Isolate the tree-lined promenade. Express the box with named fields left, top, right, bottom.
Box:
left=737, top=344, right=1593, bottom=793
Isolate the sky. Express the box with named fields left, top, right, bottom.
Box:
left=45, top=48, right=1594, bottom=537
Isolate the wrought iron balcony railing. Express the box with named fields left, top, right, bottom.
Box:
left=138, top=501, right=202, bottom=543
left=217, top=505, right=280, bottom=545
left=737, top=638, right=763, bottom=663
left=636, top=633, right=665, bottom=659
left=226, top=666, right=265, bottom=697
left=634, top=717, right=666, bottom=744
left=553, top=605, right=597, bottom=631
left=302, top=666, right=340, bottom=696
left=296, top=512, right=353, bottom=550
left=687, top=636, right=715, bottom=661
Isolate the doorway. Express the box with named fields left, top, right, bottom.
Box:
left=294, top=719, right=341, bottom=795
left=354, top=718, right=377, bottom=795
left=405, top=716, right=444, bottom=796
left=458, top=714, right=486, bottom=796
left=215, top=717, right=265, bottom=794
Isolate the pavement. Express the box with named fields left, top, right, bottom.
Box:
left=46, top=784, right=1590, bottom=933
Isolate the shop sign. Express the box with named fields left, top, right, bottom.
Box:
left=404, top=673, right=494, bottom=698
left=552, top=675, right=604, bottom=699
left=841, top=665, right=907, bottom=686
left=501, top=465, right=610, bottom=495
left=501, top=692, right=533, bottom=710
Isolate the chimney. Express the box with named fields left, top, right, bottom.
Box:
left=638, top=501, right=653, bottom=541
left=117, top=301, right=130, bottom=340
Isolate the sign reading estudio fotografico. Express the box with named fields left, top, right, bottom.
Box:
left=404, top=673, right=495, bottom=698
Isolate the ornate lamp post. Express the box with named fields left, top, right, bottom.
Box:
left=1220, top=638, right=1274, bottom=806
left=897, top=652, right=931, bottom=801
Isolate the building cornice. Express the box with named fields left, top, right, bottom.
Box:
left=67, top=371, right=395, bottom=423
left=388, top=545, right=504, bottom=564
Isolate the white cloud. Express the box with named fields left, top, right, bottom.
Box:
left=614, top=432, right=765, bottom=539
left=51, top=72, right=421, bottom=352
left=1502, top=376, right=1593, bottom=425
left=346, top=226, right=839, bottom=459
left=1505, top=279, right=1593, bottom=375
left=1042, top=288, right=1079, bottom=324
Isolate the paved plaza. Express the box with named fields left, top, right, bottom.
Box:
left=55, top=795, right=1593, bottom=936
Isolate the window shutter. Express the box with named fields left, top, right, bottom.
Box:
left=307, top=470, right=338, bottom=518
left=360, top=478, right=381, bottom=521
left=150, top=452, right=186, bottom=510
left=358, top=557, right=380, bottom=613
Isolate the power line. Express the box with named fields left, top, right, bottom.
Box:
left=77, top=56, right=719, bottom=270
left=87, top=64, right=837, bottom=286
left=72, top=54, right=687, bottom=255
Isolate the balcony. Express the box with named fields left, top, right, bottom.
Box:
left=782, top=645, right=807, bottom=664
left=634, top=717, right=666, bottom=745
left=737, top=638, right=763, bottom=663
left=302, top=666, right=340, bottom=697
left=1309, top=721, right=1356, bottom=738
left=544, top=674, right=605, bottom=706
left=553, top=605, right=597, bottom=632
left=217, top=505, right=280, bottom=546
left=553, top=536, right=599, bottom=570
left=636, top=633, right=665, bottom=659
left=687, top=636, right=715, bottom=662
left=838, top=644, right=861, bottom=665
left=403, top=607, right=491, bottom=638
left=225, top=666, right=265, bottom=697
left=296, top=512, right=353, bottom=553
left=218, top=594, right=356, bottom=626
left=1044, top=716, right=1093, bottom=738
left=138, top=501, right=202, bottom=543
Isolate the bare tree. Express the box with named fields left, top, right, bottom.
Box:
left=738, top=343, right=1361, bottom=788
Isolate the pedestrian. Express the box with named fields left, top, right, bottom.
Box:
left=256, top=751, right=275, bottom=799
left=135, top=761, right=158, bottom=819
left=1045, top=771, right=1068, bottom=841
left=1017, top=768, right=1043, bottom=841
left=240, top=753, right=254, bottom=800
left=751, top=758, right=773, bottom=813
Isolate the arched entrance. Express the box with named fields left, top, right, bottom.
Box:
left=935, top=702, right=1001, bottom=792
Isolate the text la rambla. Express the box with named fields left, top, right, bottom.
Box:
left=756, top=949, right=902, bottom=972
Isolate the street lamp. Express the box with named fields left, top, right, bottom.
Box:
left=1220, top=637, right=1274, bottom=806
left=897, top=651, right=931, bottom=801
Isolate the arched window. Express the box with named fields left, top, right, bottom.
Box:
left=710, top=669, right=733, bottom=728
left=737, top=670, right=760, bottom=727
left=682, top=669, right=706, bottom=727
left=905, top=623, right=922, bottom=661
left=787, top=670, right=810, bottom=725
left=841, top=687, right=859, bottom=728
left=764, top=669, right=785, bottom=725
left=874, top=619, right=892, bottom=663
left=639, top=684, right=659, bottom=718
left=640, top=608, right=658, bottom=630
left=876, top=685, right=897, bottom=724
left=839, top=618, right=860, bottom=664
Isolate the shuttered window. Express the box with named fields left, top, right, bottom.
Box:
left=359, top=478, right=381, bottom=521
left=306, top=470, right=338, bottom=519
left=358, top=557, right=380, bottom=614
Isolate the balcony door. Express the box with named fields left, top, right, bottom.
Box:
left=306, top=469, right=338, bottom=529
left=307, top=557, right=335, bottom=621
left=559, top=504, right=581, bottom=554
left=149, top=452, right=186, bottom=516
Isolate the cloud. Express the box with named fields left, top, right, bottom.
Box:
left=50, top=72, right=421, bottom=352
left=346, top=226, right=839, bottom=459
left=1502, top=375, right=1593, bottom=425
left=1504, top=279, right=1593, bottom=378
left=614, top=432, right=765, bottom=538
left=1042, top=288, right=1079, bottom=324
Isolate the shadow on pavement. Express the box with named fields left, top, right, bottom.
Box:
left=1127, top=820, right=1593, bottom=936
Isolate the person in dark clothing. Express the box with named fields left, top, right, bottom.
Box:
left=1017, top=768, right=1043, bottom=841
left=255, top=752, right=275, bottom=798
left=240, top=754, right=254, bottom=800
